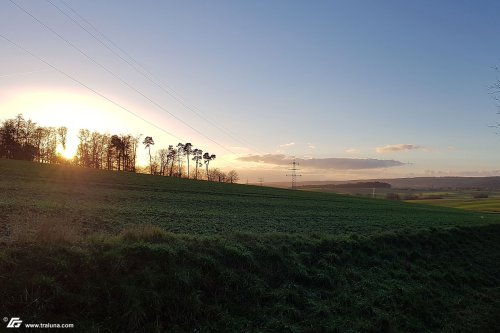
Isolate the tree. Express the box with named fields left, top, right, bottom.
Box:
left=176, top=143, right=185, bottom=177
left=143, top=136, right=155, bottom=174
left=227, top=170, right=240, bottom=183
left=167, top=145, right=177, bottom=177
left=183, top=142, right=193, bottom=179
left=156, top=148, right=169, bottom=175
left=57, top=127, right=68, bottom=150
left=192, top=148, right=203, bottom=180
left=209, top=168, right=226, bottom=182
left=110, top=135, right=124, bottom=170
left=203, top=152, right=216, bottom=180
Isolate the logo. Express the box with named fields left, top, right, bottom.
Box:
left=6, top=317, right=22, bottom=328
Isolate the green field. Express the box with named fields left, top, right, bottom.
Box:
left=407, top=198, right=500, bottom=213
left=1, top=159, right=500, bottom=332
left=302, top=186, right=500, bottom=213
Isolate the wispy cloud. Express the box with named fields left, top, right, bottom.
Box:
left=279, top=142, right=295, bottom=147
left=376, top=144, right=424, bottom=153
left=345, top=148, right=359, bottom=154
left=237, top=154, right=405, bottom=170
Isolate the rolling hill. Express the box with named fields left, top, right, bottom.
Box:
left=1, top=159, right=499, bottom=332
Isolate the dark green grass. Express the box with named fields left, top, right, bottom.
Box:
left=1, top=159, right=500, bottom=332
left=1, top=225, right=499, bottom=332
left=1, top=159, right=498, bottom=236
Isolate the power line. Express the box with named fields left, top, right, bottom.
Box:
left=0, top=32, right=242, bottom=170
left=48, top=0, right=265, bottom=155
left=9, top=0, right=239, bottom=157
left=0, top=69, right=51, bottom=78
left=0, top=33, right=185, bottom=143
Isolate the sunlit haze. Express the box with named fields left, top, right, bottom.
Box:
left=2, top=0, right=500, bottom=182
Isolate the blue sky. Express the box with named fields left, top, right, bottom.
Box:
left=1, top=0, right=500, bottom=181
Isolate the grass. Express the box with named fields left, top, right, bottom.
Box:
left=1, top=159, right=498, bottom=237
left=1, top=159, right=500, bottom=332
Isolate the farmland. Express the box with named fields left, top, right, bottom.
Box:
left=301, top=185, right=500, bottom=213
left=1, top=159, right=500, bottom=332
left=1, top=159, right=498, bottom=237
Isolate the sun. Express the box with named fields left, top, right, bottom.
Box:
left=59, top=146, right=77, bottom=160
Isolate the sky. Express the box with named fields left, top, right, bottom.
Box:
left=1, top=0, right=500, bottom=183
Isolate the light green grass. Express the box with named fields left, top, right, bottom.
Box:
left=409, top=198, right=500, bottom=213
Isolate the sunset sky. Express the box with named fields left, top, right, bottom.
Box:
left=2, top=0, right=500, bottom=182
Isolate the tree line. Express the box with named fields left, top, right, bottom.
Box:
left=0, top=114, right=67, bottom=163
left=0, top=114, right=239, bottom=183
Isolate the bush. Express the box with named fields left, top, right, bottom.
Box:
left=473, top=193, right=489, bottom=199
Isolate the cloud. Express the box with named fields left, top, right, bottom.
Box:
left=237, top=154, right=405, bottom=170
left=279, top=142, right=295, bottom=147
left=376, top=144, right=424, bottom=153
left=308, top=145, right=316, bottom=149
left=345, top=148, right=359, bottom=154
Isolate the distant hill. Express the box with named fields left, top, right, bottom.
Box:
left=268, top=177, right=500, bottom=190
left=300, top=181, right=391, bottom=189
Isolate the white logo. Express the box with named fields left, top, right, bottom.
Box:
left=6, top=317, right=22, bottom=328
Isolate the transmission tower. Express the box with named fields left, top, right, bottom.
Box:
left=286, top=157, right=302, bottom=190
left=258, top=177, right=264, bottom=186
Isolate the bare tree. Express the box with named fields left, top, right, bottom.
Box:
left=227, top=170, right=240, bottom=183
left=156, top=148, right=169, bottom=175
left=57, top=127, right=68, bottom=150
left=143, top=136, right=155, bottom=174
left=167, top=145, right=177, bottom=177
left=110, top=135, right=124, bottom=170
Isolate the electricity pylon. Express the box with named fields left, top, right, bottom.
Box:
left=286, top=157, right=302, bottom=190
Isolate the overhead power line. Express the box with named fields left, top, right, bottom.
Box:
left=9, top=0, right=238, bottom=157
left=47, top=0, right=265, bottom=155
left=0, top=69, right=51, bottom=78
left=0, top=33, right=240, bottom=169
left=0, top=33, right=184, bottom=143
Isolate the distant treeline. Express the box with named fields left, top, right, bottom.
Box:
left=301, top=181, right=392, bottom=189
left=0, top=114, right=239, bottom=183
left=0, top=114, right=67, bottom=163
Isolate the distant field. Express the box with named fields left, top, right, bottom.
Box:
left=407, top=198, right=500, bottom=213
left=1, top=159, right=499, bottom=332
left=302, top=186, right=500, bottom=213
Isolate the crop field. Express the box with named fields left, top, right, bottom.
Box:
left=302, top=186, right=500, bottom=213
left=1, top=159, right=500, bottom=332
left=1, top=159, right=498, bottom=238
left=406, top=197, right=500, bottom=213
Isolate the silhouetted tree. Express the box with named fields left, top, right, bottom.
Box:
left=156, top=148, right=169, bottom=175
left=192, top=148, right=203, bottom=180
left=143, top=136, right=155, bottom=174
left=176, top=143, right=185, bottom=177
left=183, top=142, right=193, bottom=179
left=167, top=145, right=177, bottom=177
left=227, top=170, right=239, bottom=183
left=203, top=152, right=216, bottom=180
